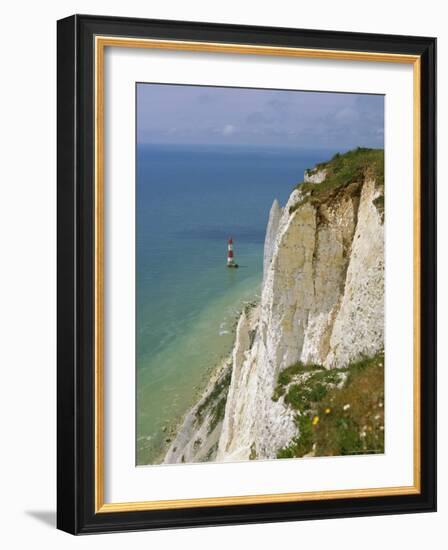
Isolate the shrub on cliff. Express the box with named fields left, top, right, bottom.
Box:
left=276, top=351, right=384, bottom=459
left=290, top=147, right=384, bottom=213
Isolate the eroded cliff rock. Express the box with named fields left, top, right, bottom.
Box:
left=218, top=149, right=384, bottom=461
left=304, top=167, right=327, bottom=184
left=263, top=199, right=282, bottom=282
left=165, top=148, right=385, bottom=464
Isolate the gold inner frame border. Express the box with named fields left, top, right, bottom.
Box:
left=94, top=35, right=421, bottom=513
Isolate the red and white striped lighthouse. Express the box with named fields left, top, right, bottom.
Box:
left=227, top=237, right=238, bottom=268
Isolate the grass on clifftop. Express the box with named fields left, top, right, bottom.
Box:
left=276, top=352, right=384, bottom=459
left=290, top=147, right=384, bottom=214
left=272, top=362, right=340, bottom=404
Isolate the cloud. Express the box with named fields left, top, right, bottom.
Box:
left=333, top=107, right=359, bottom=123
left=137, top=83, right=384, bottom=149
left=246, top=111, right=270, bottom=125
left=222, top=124, right=236, bottom=136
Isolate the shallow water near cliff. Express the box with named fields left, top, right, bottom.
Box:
left=136, top=144, right=333, bottom=465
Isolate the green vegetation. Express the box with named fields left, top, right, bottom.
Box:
left=290, top=147, right=384, bottom=214
left=249, top=442, right=257, bottom=460
left=285, top=381, right=328, bottom=409
left=272, top=362, right=325, bottom=401
left=202, top=442, right=219, bottom=462
left=279, top=362, right=324, bottom=385
left=277, top=415, right=314, bottom=458
left=272, top=361, right=343, bottom=404
left=209, top=397, right=227, bottom=433
left=195, top=369, right=231, bottom=420
left=194, top=368, right=232, bottom=436
left=243, top=300, right=258, bottom=316
left=314, top=353, right=384, bottom=456
left=373, top=194, right=385, bottom=221
left=276, top=352, right=384, bottom=459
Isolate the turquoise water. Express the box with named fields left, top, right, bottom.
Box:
left=136, top=144, right=332, bottom=465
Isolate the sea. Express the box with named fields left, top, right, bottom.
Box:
left=136, top=144, right=334, bottom=465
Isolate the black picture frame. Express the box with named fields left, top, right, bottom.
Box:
left=57, top=14, right=436, bottom=535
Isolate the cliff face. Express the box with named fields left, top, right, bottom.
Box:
left=304, top=167, right=327, bottom=184
left=217, top=150, right=384, bottom=462
left=263, top=199, right=282, bottom=283
left=164, top=148, right=384, bottom=464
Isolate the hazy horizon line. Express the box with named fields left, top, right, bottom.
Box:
left=136, top=142, right=382, bottom=153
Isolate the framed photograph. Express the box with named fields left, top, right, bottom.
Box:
left=57, top=14, right=436, bottom=534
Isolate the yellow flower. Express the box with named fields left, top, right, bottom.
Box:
left=325, top=407, right=331, bottom=414
left=312, top=415, right=320, bottom=426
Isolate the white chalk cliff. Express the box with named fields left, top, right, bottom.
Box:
left=217, top=162, right=384, bottom=462
left=304, top=167, right=327, bottom=184
left=165, top=151, right=384, bottom=464
left=263, top=199, right=282, bottom=283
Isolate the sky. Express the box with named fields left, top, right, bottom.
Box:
left=137, top=83, right=384, bottom=151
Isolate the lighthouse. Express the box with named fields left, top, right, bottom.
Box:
left=227, top=237, right=238, bottom=268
